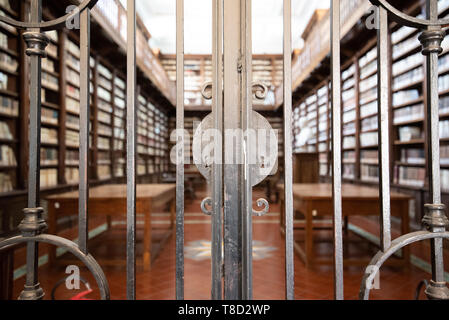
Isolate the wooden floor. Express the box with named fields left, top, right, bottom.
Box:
left=10, top=189, right=446, bottom=300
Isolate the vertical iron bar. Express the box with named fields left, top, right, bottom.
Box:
left=283, top=0, right=295, bottom=301
left=78, top=8, right=91, bottom=255
left=126, top=0, right=137, bottom=301
left=241, top=0, right=253, bottom=300
left=426, top=0, right=442, bottom=205
left=331, top=0, right=344, bottom=300
left=377, top=6, right=392, bottom=252
left=176, top=0, right=185, bottom=300
left=211, top=0, right=223, bottom=300
left=27, top=1, right=41, bottom=208
left=223, top=0, right=242, bottom=300
left=22, top=0, right=43, bottom=300
left=425, top=0, right=445, bottom=286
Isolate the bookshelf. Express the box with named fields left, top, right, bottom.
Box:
left=358, top=47, right=379, bottom=184
left=293, top=93, right=318, bottom=153
left=0, top=5, right=171, bottom=198
left=342, top=62, right=357, bottom=181
left=112, top=73, right=126, bottom=178
left=0, top=1, right=19, bottom=193
left=291, top=0, right=449, bottom=225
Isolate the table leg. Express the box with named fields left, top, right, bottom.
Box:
left=344, top=216, right=349, bottom=236
left=305, top=208, right=314, bottom=267
left=401, top=200, right=411, bottom=269
left=170, top=199, right=175, bottom=230
left=48, top=202, right=57, bottom=266
left=143, top=201, right=152, bottom=271
left=279, top=196, right=285, bottom=235
left=106, top=215, right=112, bottom=231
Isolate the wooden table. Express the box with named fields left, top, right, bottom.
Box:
left=46, top=184, right=176, bottom=271
left=278, top=183, right=411, bottom=267
left=0, top=240, right=14, bottom=299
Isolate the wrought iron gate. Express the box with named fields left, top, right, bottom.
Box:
left=0, top=0, right=448, bottom=301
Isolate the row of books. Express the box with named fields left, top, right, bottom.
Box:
left=65, top=150, right=79, bottom=166
left=65, top=168, right=79, bottom=184
left=343, top=121, right=356, bottom=136
left=440, top=120, right=449, bottom=139
left=442, top=145, right=449, bottom=165
left=0, top=52, right=18, bottom=73
left=0, top=120, right=12, bottom=140
left=42, top=107, right=58, bottom=125
left=42, top=71, right=59, bottom=91
left=0, top=144, right=15, bottom=166
left=41, top=148, right=58, bottom=166
left=360, top=150, right=378, bottom=164
left=97, top=137, right=110, bottom=150
left=392, top=89, right=419, bottom=107
left=46, top=42, right=58, bottom=59
left=359, top=74, right=377, bottom=93
left=361, top=164, right=379, bottom=182
left=66, top=129, right=79, bottom=147
left=0, top=31, right=9, bottom=51
left=343, top=163, right=355, bottom=179
left=0, top=96, right=19, bottom=117
left=343, top=150, right=356, bottom=163
left=40, top=168, right=58, bottom=188
left=98, top=165, right=111, bottom=180
left=392, top=52, right=422, bottom=77
left=42, top=58, right=56, bottom=74
left=394, top=166, right=425, bottom=187
left=398, top=126, right=422, bottom=142
left=439, top=74, right=449, bottom=93
left=0, top=71, right=9, bottom=90
left=41, top=127, right=58, bottom=145
left=401, top=148, right=425, bottom=164
left=393, top=104, right=424, bottom=124
left=393, top=67, right=423, bottom=90
left=361, top=115, right=378, bottom=132
left=343, top=136, right=356, bottom=149
left=0, top=172, right=13, bottom=193
left=392, top=34, right=419, bottom=60
left=360, top=132, right=378, bottom=147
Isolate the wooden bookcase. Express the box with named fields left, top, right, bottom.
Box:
left=0, top=1, right=171, bottom=210
left=0, top=1, right=20, bottom=194
left=292, top=0, right=449, bottom=225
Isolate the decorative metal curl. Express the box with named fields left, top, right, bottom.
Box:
left=359, top=231, right=449, bottom=300
left=0, top=234, right=110, bottom=300
left=252, top=198, right=269, bottom=217
left=252, top=82, right=268, bottom=100
left=201, top=197, right=213, bottom=216
left=201, top=82, right=213, bottom=100
left=370, top=0, right=449, bottom=29
left=201, top=81, right=268, bottom=101
left=0, top=0, right=98, bottom=31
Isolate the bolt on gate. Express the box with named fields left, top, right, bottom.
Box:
left=0, top=0, right=448, bottom=301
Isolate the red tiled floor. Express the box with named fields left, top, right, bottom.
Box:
left=10, top=188, right=440, bottom=300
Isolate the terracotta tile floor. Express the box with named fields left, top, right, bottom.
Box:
left=10, top=188, right=443, bottom=300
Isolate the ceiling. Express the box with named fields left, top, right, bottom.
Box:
left=127, top=0, right=329, bottom=54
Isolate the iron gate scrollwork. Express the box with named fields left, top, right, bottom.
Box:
left=0, top=0, right=110, bottom=300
